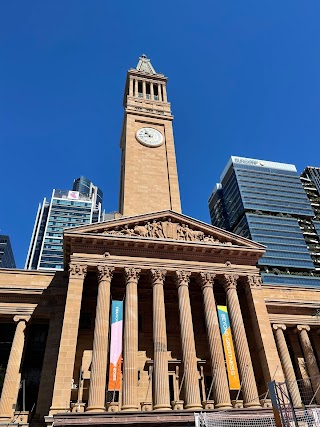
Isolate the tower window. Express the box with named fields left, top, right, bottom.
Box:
left=154, top=85, right=159, bottom=100
left=138, top=81, right=143, bottom=98
left=146, top=83, right=151, bottom=99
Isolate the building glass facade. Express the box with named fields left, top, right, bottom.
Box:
left=0, top=235, right=16, bottom=269
left=209, top=156, right=320, bottom=287
left=25, top=177, right=102, bottom=270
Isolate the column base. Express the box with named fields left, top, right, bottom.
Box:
left=0, top=415, right=12, bottom=422
left=85, top=406, right=105, bottom=412
left=49, top=406, right=70, bottom=416
left=184, top=403, right=203, bottom=411
left=243, top=401, right=262, bottom=409
left=121, top=405, right=139, bottom=412
left=153, top=404, right=172, bottom=411
left=214, top=402, right=233, bottom=409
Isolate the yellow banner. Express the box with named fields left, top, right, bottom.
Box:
left=217, top=305, right=241, bottom=390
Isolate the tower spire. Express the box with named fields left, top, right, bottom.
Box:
left=136, top=54, right=156, bottom=74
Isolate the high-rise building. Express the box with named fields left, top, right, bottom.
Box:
left=0, top=235, right=16, bottom=268
left=25, top=177, right=102, bottom=270
left=300, top=166, right=320, bottom=271
left=209, top=156, right=320, bottom=287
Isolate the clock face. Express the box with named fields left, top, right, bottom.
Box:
left=136, top=127, right=163, bottom=147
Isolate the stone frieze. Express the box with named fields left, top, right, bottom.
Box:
left=100, top=220, right=233, bottom=245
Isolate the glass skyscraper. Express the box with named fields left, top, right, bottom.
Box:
left=0, top=235, right=16, bottom=268
left=209, top=156, right=320, bottom=287
left=25, top=177, right=102, bottom=271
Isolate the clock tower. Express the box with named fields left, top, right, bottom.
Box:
left=119, top=55, right=181, bottom=216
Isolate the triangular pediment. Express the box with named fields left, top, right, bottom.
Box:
left=65, top=210, right=265, bottom=251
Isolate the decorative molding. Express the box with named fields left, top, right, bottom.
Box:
left=150, top=269, right=166, bottom=286
left=272, top=324, right=286, bottom=331
left=245, top=275, right=262, bottom=289
left=197, top=272, right=216, bottom=289
left=13, top=315, right=31, bottom=323
left=97, top=266, right=114, bottom=282
left=174, top=270, right=191, bottom=288
left=221, top=274, right=239, bottom=291
left=296, top=324, right=310, bottom=332
left=100, top=219, right=233, bottom=246
left=69, top=264, right=87, bottom=278
left=124, top=267, right=141, bottom=283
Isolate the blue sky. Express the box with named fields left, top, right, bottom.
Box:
left=1, top=1, right=320, bottom=268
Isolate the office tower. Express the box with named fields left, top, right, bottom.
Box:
left=209, top=156, right=320, bottom=287
left=0, top=235, right=16, bottom=268
left=300, top=166, right=320, bottom=271
left=25, top=177, right=102, bottom=270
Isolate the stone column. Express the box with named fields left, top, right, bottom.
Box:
left=150, top=83, right=154, bottom=100
left=121, top=267, right=141, bottom=411
left=87, top=266, right=115, bottom=412
left=197, top=272, right=232, bottom=408
left=174, top=270, right=202, bottom=410
left=221, top=274, right=260, bottom=408
left=296, top=325, right=320, bottom=404
left=150, top=269, right=171, bottom=410
left=129, top=78, right=133, bottom=96
left=134, top=79, right=139, bottom=97
left=272, top=324, right=301, bottom=407
left=0, top=315, right=30, bottom=421
left=49, top=264, right=87, bottom=415
left=158, top=83, right=162, bottom=101
left=162, top=85, right=168, bottom=102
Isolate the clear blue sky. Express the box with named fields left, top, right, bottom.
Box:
left=1, top=1, right=320, bottom=268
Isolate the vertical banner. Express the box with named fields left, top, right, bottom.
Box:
left=217, top=305, right=241, bottom=390
left=108, top=301, right=123, bottom=391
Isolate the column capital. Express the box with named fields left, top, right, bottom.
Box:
left=97, top=265, right=115, bottom=282
left=124, top=267, right=141, bottom=283
left=245, top=275, right=262, bottom=289
left=13, top=315, right=31, bottom=324
left=150, top=269, right=166, bottom=286
left=197, top=272, right=216, bottom=289
left=174, top=270, right=191, bottom=288
left=273, top=323, right=286, bottom=331
left=296, top=324, right=310, bottom=333
left=221, top=274, right=239, bottom=291
left=69, top=263, right=87, bottom=278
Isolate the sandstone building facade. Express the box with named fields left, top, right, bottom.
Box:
left=0, top=55, right=320, bottom=427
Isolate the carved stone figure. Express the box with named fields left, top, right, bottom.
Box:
left=101, top=219, right=233, bottom=246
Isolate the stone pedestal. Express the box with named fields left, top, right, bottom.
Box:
left=107, top=402, right=120, bottom=413
left=0, top=315, right=30, bottom=421
left=87, top=266, right=114, bottom=412
left=172, top=400, right=184, bottom=410
left=140, top=402, right=153, bottom=411
left=122, top=267, right=141, bottom=411
left=203, top=400, right=215, bottom=410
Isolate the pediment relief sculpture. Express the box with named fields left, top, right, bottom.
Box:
left=100, top=219, right=233, bottom=245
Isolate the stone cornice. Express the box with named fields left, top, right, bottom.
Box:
left=69, top=254, right=259, bottom=278
left=268, top=314, right=320, bottom=326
